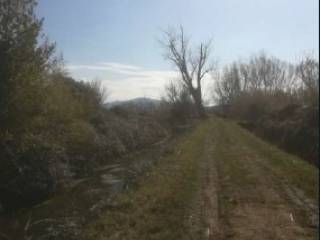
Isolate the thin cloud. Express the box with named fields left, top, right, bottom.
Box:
left=67, top=62, right=176, bottom=79
left=67, top=64, right=110, bottom=71
left=66, top=62, right=178, bottom=101
left=99, top=62, right=142, bottom=71
left=66, top=62, right=214, bottom=103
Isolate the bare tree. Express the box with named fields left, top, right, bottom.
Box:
left=213, top=53, right=300, bottom=118
left=162, top=80, right=194, bottom=123
left=213, top=65, right=236, bottom=106
left=161, top=26, right=212, bottom=118
left=296, top=55, right=319, bottom=107
left=164, top=80, right=180, bottom=104
left=89, top=79, right=109, bottom=105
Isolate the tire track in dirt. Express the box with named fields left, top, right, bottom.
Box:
left=243, top=145, right=318, bottom=230
left=201, top=135, right=222, bottom=240
left=188, top=133, right=223, bottom=240
left=192, top=119, right=317, bottom=240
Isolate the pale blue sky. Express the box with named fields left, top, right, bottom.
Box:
left=37, top=0, right=319, bottom=101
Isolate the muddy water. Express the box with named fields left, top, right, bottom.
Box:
left=0, top=136, right=175, bottom=240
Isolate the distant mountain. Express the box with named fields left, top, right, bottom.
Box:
left=104, top=97, right=161, bottom=110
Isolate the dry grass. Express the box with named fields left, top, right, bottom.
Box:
left=82, top=120, right=211, bottom=240
left=82, top=117, right=318, bottom=239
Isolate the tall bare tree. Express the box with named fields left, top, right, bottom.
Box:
left=296, top=55, right=319, bottom=107
left=161, top=27, right=212, bottom=118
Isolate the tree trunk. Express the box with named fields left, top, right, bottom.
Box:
left=192, top=89, right=207, bottom=118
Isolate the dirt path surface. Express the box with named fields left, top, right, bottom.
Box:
left=195, top=118, right=318, bottom=240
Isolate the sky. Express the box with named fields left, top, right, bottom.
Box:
left=37, top=0, right=319, bottom=102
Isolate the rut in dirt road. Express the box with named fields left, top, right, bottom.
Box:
left=195, top=119, right=318, bottom=240
left=189, top=135, right=222, bottom=240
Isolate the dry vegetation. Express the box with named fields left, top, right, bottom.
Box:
left=82, top=119, right=317, bottom=240
left=213, top=52, right=319, bottom=165
left=0, top=0, right=318, bottom=239
left=0, top=0, right=167, bottom=211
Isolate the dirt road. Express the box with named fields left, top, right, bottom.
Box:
left=193, top=118, right=317, bottom=240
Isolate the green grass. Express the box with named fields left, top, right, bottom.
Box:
left=212, top=118, right=317, bottom=200
left=82, top=120, right=211, bottom=240
left=207, top=118, right=318, bottom=234
left=232, top=120, right=318, bottom=200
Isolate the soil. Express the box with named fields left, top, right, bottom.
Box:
left=193, top=119, right=317, bottom=239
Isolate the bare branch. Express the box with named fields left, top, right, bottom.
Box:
left=160, top=26, right=212, bottom=117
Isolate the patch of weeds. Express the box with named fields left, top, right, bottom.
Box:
left=234, top=121, right=317, bottom=200
left=82, top=121, right=212, bottom=240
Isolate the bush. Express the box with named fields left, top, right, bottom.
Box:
left=0, top=133, right=67, bottom=210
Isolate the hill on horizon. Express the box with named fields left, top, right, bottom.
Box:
left=104, top=97, right=161, bottom=110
